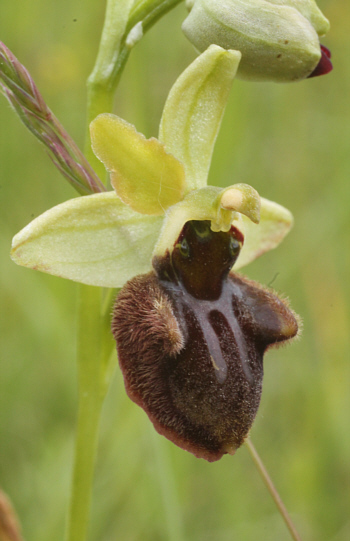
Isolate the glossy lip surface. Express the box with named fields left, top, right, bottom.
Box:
left=112, top=221, right=299, bottom=461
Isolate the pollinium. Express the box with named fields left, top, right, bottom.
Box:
left=112, top=221, right=298, bottom=462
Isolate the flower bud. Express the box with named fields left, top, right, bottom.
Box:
left=112, top=220, right=298, bottom=461
left=182, top=0, right=331, bottom=82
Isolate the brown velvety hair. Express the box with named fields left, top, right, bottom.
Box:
left=112, top=221, right=298, bottom=461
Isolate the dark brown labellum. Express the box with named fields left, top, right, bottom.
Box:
left=112, top=221, right=298, bottom=461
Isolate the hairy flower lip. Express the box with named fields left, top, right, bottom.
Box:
left=113, top=221, right=299, bottom=461
left=307, top=44, right=333, bottom=78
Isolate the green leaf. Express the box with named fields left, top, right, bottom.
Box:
left=159, top=45, right=241, bottom=191
left=90, top=113, right=186, bottom=215
left=234, top=198, right=293, bottom=269
left=11, top=192, right=163, bottom=288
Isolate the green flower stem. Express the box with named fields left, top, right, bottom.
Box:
left=65, top=284, right=117, bottom=541
left=65, top=390, right=103, bottom=541
left=85, top=0, right=131, bottom=179
left=67, top=1, right=185, bottom=538
left=85, top=0, right=184, bottom=176
left=152, top=431, right=184, bottom=541
left=126, top=0, right=184, bottom=41
left=244, top=438, right=302, bottom=541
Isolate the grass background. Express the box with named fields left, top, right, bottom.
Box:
left=0, top=0, right=349, bottom=540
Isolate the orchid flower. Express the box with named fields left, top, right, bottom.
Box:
left=11, top=45, right=298, bottom=461
left=11, top=45, right=293, bottom=288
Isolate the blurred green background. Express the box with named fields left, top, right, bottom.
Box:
left=0, top=1, right=349, bottom=540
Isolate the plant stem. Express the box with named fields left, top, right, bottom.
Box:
left=65, top=392, right=104, bottom=541
left=85, top=0, right=184, bottom=176
left=152, top=431, right=184, bottom=541
left=66, top=2, right=185, bottom=539
left=85, top=0, right=132, bottom=179
left=65, top=285, right=116, bottom=541
left=244, top=438, right=302, bottom=541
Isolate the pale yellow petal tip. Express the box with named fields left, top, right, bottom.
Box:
left=227, top=49, right=242, bottom=63
left=247, top=208, right=260, bottom=225
left=220, top=186, right=261, bottom=224
left=220, top=188, right=243, bottom=210
left=89, top=112, right=115, bottom=137
left=10, top=241, right=50, bottom=274
left=208, top=44, right=242, bottom=62
left=90, top=112, right=117, bottom=126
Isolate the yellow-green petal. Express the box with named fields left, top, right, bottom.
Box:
left=11, top=192, right=163, bottom=288
left=159, top=45, right=241, bottom=191
left=90, top=113, right=186, bottom=215
left=234, top=198, right=293, bottom=269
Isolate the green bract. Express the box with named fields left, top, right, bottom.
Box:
left=182, top=0, right=330, bottom=82
left=11, top=45, right=293, bottom=287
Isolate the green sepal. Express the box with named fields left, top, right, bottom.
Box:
left=90, top=113, right=186, bottom=215
left=159, top=45, right=241, bottom=191
left=234, top=197, right=294, bottom=269
left=11, top=192, right=163, bottom=288
left=10, top=189, right=293, bottom=286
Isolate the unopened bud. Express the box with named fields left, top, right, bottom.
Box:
left=182, top=0, right=332, bottom=82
